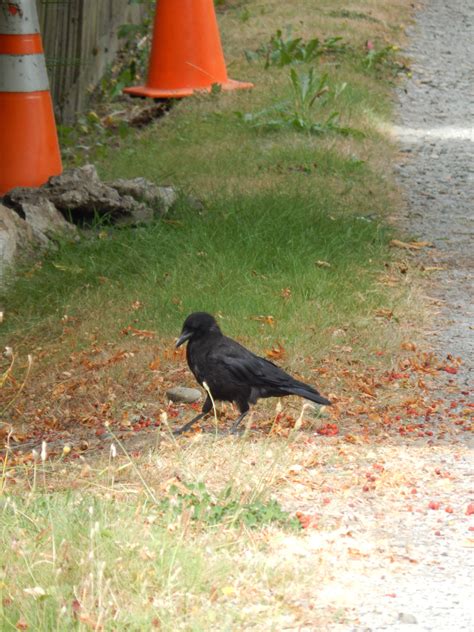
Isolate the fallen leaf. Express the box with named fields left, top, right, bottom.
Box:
left=149, top=357, right=161, bottom=371
left=252, top=315, right=275, bottom=327
left=315, top=260, right=331, bottom=268
left=265, top=343, right=285, bottom=360
left=438, top=365, right=458, bottom=375
left=296, top=511, right=319, bottom=529
left=317, top=423, right=339, bottom=436
left=121, top=326, right=155, bottom=340
left=374, top=308, right=394, bottom=320
left=390, top=239, right=433, bottom=250
left=421, top=265, right=445, bottom=273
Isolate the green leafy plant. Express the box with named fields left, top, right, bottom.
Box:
left=362, top=40, right=398, bottom=69
left=159, top=482, right=301, bottom=530
left=246, top=28, right=346, bottom=68
left=237, top=68, right=357, bottom=136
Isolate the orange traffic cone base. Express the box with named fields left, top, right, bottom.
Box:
left=0, top=91, right=62, bottom=193
left=124, top=78, right=253, bottom=99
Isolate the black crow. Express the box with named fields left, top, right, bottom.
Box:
left=173, top=312, right=331, bottom=434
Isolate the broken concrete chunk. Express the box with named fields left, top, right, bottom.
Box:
left=166, top=386, right=202, bottom=404
left=0, top=203, right=36, bottom=277
left=109, top=177, right=178, bottom=214
left=20, top=199, right=77, bottom=246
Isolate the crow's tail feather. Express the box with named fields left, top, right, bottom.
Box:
left=289, top=384, right=331, bottom=406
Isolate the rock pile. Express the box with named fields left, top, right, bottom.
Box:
left=0, top=165, right=181, bottom=280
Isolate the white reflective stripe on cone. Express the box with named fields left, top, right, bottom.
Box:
left=0, top=54, right=49, bottom=91
left=0, top=0, right=40, bottom=35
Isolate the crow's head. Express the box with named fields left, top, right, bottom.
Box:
left=176, top=312, right=221, bottom=347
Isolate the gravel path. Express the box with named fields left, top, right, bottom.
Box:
left=345, top=1, right=474, bottom=630
left=393, top=0, right=474, bottom=387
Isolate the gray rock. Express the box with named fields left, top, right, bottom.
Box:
left=6, top=165, right=153, bottom=226
left=20, top=199, right=77, bottom=246
left=49, top=163, right=100, bottom=186
left=166, top=386, right=202, bottom=404
left=109, top=177, right=178, bottom=215
left=0, top=203, right=36, bottom=278
left=398, top=613, right=418, bottom=624
left=45, top=166, right=142, bottom=221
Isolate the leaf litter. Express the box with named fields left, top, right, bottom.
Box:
left=0, top=329, right=472, bottom=629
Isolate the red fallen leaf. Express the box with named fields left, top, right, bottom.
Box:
left=166, top=404, right=180, bottom=418
left=385, top=593, right=397, bottom=598
left=317, top=423, right=339, bottom=436
left=466, top=503, right=474, bottom=516
left=296, top=511, right=318, bottom=529
left=434, top=530, right=442, bottom=536
left=445, top=506, right=454, bottom=513
left=439, top=366, right=458, bottom=375
left=388, top=371, right=409, bottom=381
left=16, top=619, right=28, bottom=631
left=428, top=501, right=441, bottom=510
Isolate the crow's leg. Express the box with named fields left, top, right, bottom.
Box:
left=173, top=395, right=212, bottom=435
left=229, top=411, right=249, bottom=434
left=229, top=400, right=250, bottom=434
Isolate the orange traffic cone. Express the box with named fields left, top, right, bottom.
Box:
left=0, top=0, right=62, bottom=195
left=123, top=0, right=253, bottom=99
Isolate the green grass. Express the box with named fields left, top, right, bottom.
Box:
left=0, top=438, right=322, bottom=631
left=0, top=488, right=230, bottom=629
left=2, top=188, right=393, bottom=359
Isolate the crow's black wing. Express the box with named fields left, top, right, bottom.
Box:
left=210, top=336, right=331, bottom=405
left=209, top=336, right=288, bottom=386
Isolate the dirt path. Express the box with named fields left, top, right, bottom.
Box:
left=335, top=1, right=474, bottom=629
left=394, top=0, right=473, bottom=386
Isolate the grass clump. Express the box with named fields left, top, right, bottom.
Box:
left=160, top=481, right=301, bottom=529
left=245, top=27, right=346, bottom=67
left=237, top=68, right=357, bottom=136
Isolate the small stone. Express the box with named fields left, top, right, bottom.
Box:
left=398, top=612, right=418, bottom=624
left=166, top=386, right=202, bottom=404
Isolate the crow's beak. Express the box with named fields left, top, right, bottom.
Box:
left=175, top=330, right=192, bottom=348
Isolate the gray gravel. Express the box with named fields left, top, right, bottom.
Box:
left=393, top=0, right=474, bottom=387
left=347, top=1, right=474, bottom=630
